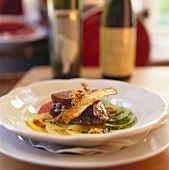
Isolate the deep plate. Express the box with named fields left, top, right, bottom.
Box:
left=0, top=120, right=169, bottom=168
left=0, top=79, right=168, bottom=147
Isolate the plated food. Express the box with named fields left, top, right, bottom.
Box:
left=0, top=79, right=168, bottom=147
left=26, top=83, right=137, bottom=135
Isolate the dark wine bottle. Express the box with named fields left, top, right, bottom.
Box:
left=100, top=0, right=136, bottom=80
left=47, top=0, right=82, bottom=79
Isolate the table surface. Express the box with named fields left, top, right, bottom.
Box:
left=0, top=66, right=169, bottom=170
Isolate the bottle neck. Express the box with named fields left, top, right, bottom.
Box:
left=102, top=0, right=134, bottom=27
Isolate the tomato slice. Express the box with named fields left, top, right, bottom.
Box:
left=38, top=101, right=52, bottom=114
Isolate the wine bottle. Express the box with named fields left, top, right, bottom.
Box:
left=100, top=0, right=136, bottom=80
left=47, top=0, right=82, bottom=79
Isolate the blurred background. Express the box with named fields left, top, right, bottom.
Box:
left=0, top=0, right=169, bottom=95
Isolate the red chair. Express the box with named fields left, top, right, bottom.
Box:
left=82, top=6, right=150, bottom=66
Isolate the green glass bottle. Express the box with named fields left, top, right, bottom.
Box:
left=100, top=0, right=136, bottom=80
left=47, top=0, right=82, bottom=79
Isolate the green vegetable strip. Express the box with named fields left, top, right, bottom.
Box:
left=104, top=114, right=137, bottom=130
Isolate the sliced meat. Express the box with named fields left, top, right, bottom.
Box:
left=62, top=87, right=117, bottom=123
left=93, top=101, right=110, bottom=121
left=50, top=90, right=73, bottom=122
left=74, top=101, right=110, bottom=125
left=50, top=86, right=116, bottom=125
left=51, top=90, right=73, bottom=105
left=74, top=105, right=107, bottom=125
left=50, top=102, right=72, bottom=122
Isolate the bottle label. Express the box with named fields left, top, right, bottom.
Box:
left=53, top=10, right=79, bottom=74
left=100, top=27, right=136, bottom=77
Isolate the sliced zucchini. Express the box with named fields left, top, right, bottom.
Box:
left=105, top=114, right=137, bottom=130
left=110, top=107, right=130, bottom=123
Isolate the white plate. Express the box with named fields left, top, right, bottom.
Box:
left=0, top=79, right=168, bottom=147
left=0, top=120, right=169, bottom=168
